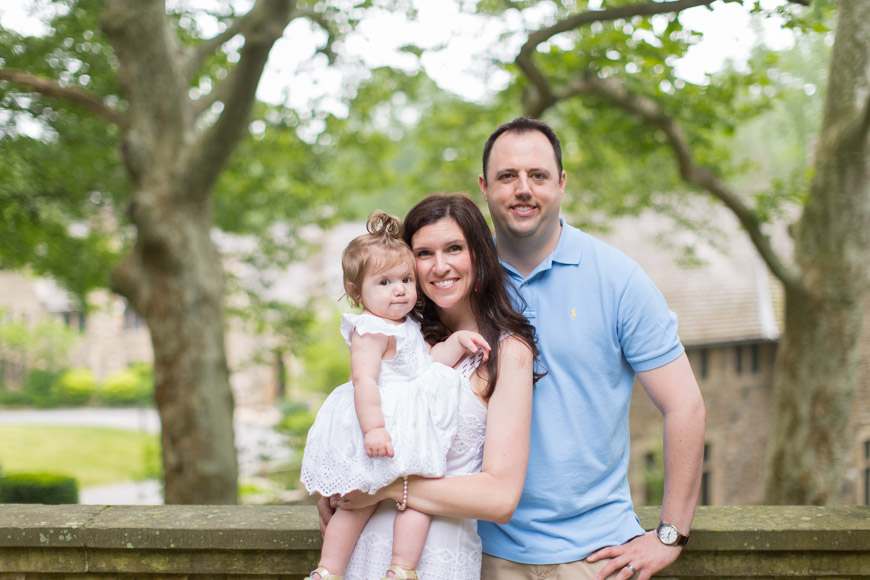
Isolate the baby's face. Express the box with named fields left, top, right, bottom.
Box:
left=360, top=261, right=417, bottom=322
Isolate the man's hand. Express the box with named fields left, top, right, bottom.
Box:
left=586, top=531, right=682, bottom=580
left=316, top=494, right=340, bottom=535
left=364, top=427, right=394, bottom=457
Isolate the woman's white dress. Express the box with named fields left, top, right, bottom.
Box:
left=300, top=313, right=462, bottom=496
left=344, top=350, right=488, bottom=580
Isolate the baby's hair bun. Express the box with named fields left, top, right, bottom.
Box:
left=367, top=210, right=403, bottom=240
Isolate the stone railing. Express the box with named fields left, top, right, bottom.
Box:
left=1, top=504, right=868, bottom=578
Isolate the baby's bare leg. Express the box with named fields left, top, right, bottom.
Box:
left=389, top=507, right=432, bottom=572
left=317, top=503, right=378, bottom=576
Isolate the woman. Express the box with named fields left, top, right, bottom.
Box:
left=323, top=193, right=538, bottom=580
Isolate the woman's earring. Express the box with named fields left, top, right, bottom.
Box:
left=474, top=279, right=483, bottom=294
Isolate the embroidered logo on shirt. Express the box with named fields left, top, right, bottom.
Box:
left=571, top=308, right=577, bottom=319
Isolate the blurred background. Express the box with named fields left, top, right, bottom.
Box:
left=1, top=0, right=868, bottom=509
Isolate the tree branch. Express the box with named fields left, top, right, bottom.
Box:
left=185, top=11, right=258, bottom=118
left=294, top=7, right=338, bottom=63
left=188, top=13, right=253, bottom=78
left=519, top=0, right=810, bottom=120
left=0, top=69, right=127, bottom=128
left=574, top=73, right=803, bottom=290
left=186, top=0, right=294, bottom=198
left=525, top=0, right=714, bottom=50
left=519, top=1, right=716, bottom=124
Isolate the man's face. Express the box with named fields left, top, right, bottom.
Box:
left=479, top=130, right=566, bottom=245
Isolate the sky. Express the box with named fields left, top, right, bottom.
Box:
left=0, top=0, right=795, bottom=112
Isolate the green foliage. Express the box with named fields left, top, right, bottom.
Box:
left=98, top=362, right=153, bottom=406
left=276, top=399, right=317, bottom=446
left=0, top=361, right=155, bottom=408
left=0, top=309, right=79, bottom=373
left=642, top=445, right=665, bottom=506
left=274, top=308, right=350, bottom=446
left=51, top=367, right=97, bottom=406
left=296, top=308, right=351, bottom=396
left=0, top=472, right=79, bottom=504
left=22, top=369, right=61, bottom=408
left=0, top=0, right=126, bottom=302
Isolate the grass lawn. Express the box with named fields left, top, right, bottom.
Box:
left=0, top=425, right=161, bottom=488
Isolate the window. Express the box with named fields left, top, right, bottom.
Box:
left=123, top=304, right=145, bottom=329
left=864, top=440, right=870, bottom=506
left=0, top=358, right=27, bottom=388
left=698, top=349, right=709, bottom=379
left=701, top=443, right=712, bottom=505
left=62, top=311, right=87, bottom=332
left=750, top=344, right=760, bottom=374
left=735, top=345, right=743, bottom=375
left=643, top=449, right=664, bottom=505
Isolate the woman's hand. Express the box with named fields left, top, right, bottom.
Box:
left=340, top=478, right=402, bottom=510
left=316, top=494, right=340, bottom=535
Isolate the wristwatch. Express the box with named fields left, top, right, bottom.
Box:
left=656, top=521, right=690, bottom=547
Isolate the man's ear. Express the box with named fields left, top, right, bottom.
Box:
left=479, top=174, right=488, bottom=201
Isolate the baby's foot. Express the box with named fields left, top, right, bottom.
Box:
left=382, top=564, right=418, bottom=580
left=304, top=566, right=342, bottom=580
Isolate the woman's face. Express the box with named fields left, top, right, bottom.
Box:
left=410, top=217, right=475, bottom=313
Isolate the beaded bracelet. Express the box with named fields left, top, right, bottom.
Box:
left=396, top=476, right=409, bottom=511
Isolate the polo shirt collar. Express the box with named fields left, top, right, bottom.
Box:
left=550, top=218, right=582, bottom=266
left=499, top=218, right=583, bottom=280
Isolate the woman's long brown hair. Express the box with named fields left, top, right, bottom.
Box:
left=403, top=193, right=540, bottom=401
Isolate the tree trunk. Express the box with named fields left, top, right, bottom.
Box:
left=118, top=201, right=237, bottom=504
left=764, top=287, right=863, bottom=504
left=102, top=0, right=295, bottom=504
left=763, top=0, right=870, bottom=504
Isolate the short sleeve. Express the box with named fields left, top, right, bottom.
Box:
left=339, top=313, right=409, bottom=347
left=617, top=265, right=684, bottom=372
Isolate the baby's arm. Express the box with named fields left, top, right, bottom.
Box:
left=350, top=330, right=394, bottom=458
left=429, top=330, right=491, bottom=368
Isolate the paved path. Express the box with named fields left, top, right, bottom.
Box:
left=0, top=407, right=293, bottom=505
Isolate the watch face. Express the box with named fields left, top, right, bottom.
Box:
left=659, top=524, right=678, bottom=544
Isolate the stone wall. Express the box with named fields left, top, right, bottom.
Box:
left=1, top=505, right=869, bottom=579
left=629, top=340, right=870, bottom=507
left=629, top=342, right=779, bottom=506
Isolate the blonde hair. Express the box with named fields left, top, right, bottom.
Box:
left=342, top=210, right=415, bottom=308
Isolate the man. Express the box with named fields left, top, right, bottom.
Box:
left=477, top=117, right=705, bottom=580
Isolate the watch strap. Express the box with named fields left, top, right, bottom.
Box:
left=656, top=521, right=690, bottom=547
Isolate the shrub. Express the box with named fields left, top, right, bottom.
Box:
left=24, top=369, right=61, bottom=408
left=0, top=472, right=79, bottom=504
left=0, top=369, right=61, bottom=408
left=99, top=364, right=154, bottom=406
left=51, top=368, right=97, bottom=406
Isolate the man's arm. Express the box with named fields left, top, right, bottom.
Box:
left=588, top=353, right=705, bottom=580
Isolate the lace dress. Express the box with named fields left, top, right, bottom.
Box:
left=344, top=351, right=488, bottom=580
left=300, top=313, right=462, bottom=495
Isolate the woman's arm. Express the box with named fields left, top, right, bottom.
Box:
left=350, top=330, right=394, bottom=457
left=343, top=335, right=534, bottom=523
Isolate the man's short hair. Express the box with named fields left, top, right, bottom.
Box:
left=481, top=117, right=563, bottom=184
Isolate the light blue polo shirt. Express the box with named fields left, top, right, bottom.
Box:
left=478, top=220, right=684, bottom=564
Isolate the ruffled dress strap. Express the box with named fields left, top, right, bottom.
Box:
left=456, top=350, right=486, bottom=381
left=340, top=312, right=412, bottom=346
